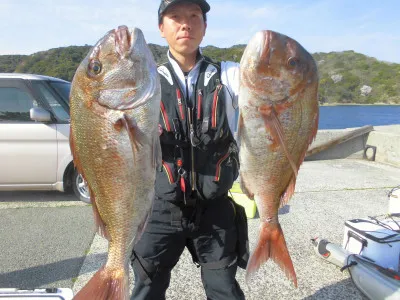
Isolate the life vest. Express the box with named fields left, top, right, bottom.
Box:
left=156, top=56, right=239, bottom=204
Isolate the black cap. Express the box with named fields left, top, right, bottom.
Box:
left=158, top=0, right=210, bottom=23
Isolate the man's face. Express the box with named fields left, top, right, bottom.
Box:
left=159, top=2, right=207, bottom=56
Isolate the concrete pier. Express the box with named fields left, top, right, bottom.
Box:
left=73, top=126, right=400, bottom=299
left=307, top=125, right=400, bottom=167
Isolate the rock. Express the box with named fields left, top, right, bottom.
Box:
left=331, top=74, right=343, bottom=83
left=360, top=85, right=372, bottom=96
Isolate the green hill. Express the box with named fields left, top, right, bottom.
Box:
left=0, top=55, right=27, bottom=73
left=1, top=45, right=399, bottom=104
left=314, top=51, right=400, bottom=104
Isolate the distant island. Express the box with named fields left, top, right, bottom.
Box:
left=0, top=44, right=399, bottom=105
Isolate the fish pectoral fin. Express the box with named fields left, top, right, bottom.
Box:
left=259, top=105, right=298, bottom=178
left=116, top=114, right=146, bottom=154
left=90, top=187, right=110, bottom=240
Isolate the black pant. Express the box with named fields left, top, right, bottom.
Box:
left=130, top=197, right=245, bottom=300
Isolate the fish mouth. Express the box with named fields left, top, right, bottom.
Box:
left=246, top=30, right=274, bottom=67
left=114, top=25, right=132, bottom=57
left=96, top=26, right=158, bottom=111
left=242, top=30, right=312, bottom=103
left=113, top=26, right=146, bottom=59
left=259, top=30, right=273, bottom=66
left=241, top=30, right=285, bottom=101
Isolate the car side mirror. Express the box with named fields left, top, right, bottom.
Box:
left=30, top=107, right=52, bottom=122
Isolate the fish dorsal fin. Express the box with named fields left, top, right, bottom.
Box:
left=259, top=105, right=298, bottom=178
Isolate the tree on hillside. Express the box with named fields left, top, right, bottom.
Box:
left=1, top=46, right=399, bottom=104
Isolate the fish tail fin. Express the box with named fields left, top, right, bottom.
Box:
left=246, top=222, right=298, bottom=287
left=73, top=265, right=129, bottom=300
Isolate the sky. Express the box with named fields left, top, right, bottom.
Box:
left=1, top=0, right=399, bottom=63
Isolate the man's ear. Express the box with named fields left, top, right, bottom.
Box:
left=203, top=22, right=207, bottom=36
left=159, top=23, right=165, bottom=38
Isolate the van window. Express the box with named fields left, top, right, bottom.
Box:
left=31, top=81, right=70, bottom=122
left=0, top=87, right=38, bottom=122
left=49, top=81, right=71, bottom=104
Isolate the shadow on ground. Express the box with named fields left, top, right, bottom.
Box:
left=0, top=191, right=79, bottom=202
left=303, top=278, right=367, bottom=300
left=279, top=205, right=291, bottom=215
left=0, top=253, right=106, bottom=289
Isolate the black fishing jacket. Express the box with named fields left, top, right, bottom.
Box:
left=155, top=56, right=239, bottom=204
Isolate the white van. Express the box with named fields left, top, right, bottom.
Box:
left=0, top=73, right=90, bottom=203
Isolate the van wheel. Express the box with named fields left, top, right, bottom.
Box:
left=72, top=170, right=91, bottom=203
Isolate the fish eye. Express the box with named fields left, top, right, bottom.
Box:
left=287, top=57, right=298, bottom=68
left=89, top=60, right=102, bottom=75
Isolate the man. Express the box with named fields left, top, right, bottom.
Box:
left=130, top=1, right=248, bottom=299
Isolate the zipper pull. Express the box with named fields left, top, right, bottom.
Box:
left=178, top=167, right=186, bottom=204
left=188, top=107, right=201, bottom=146
left=176, top=89, right=185, bottom=120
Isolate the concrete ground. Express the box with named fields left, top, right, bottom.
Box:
left=0, top=191, right=93, bottom=290
left=73, top=158, right=400, bottom=299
